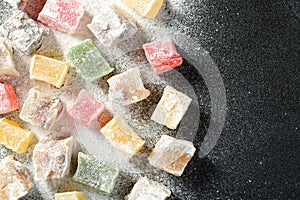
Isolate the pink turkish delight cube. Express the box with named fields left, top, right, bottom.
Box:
left=38, top=0, right=85, bottom=34
left=67, top=89, right=105, bottom=126
left=143, top=38, right=183, bottom=74
left=0, top=83, right=19, bottom=114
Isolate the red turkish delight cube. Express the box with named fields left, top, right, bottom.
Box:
left=18, top=0, right=47, bottom=20
left=143, top=38, right=183, bottom=74
left=0, top=83, right=19, bottom=114
left=67, top=89, right=105, bottom=127
left=38, top=0, right=85, bottom=34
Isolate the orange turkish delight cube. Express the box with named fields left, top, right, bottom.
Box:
left=55, top=191, right=86, bottom=200
left=0, top=118, right=33, bottom=154
left=101, top=116, right=145, bottom=159
left=122, top=0, right=164, bottom=18
left=30, top=54, right=69, bottom=88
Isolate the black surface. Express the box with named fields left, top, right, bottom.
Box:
left=177, top=0, right=300, bottom=199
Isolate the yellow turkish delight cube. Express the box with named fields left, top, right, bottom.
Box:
left=30, top=54, right=69, bottom=88
left=0, top=118, right=33, bottom=154
left=122, top=0, right=164, bottom=18
left=101, top=116, right=145, bottom=159
left=55, top=191, right=86, bottom=200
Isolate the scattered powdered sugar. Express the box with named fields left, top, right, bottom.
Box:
left=0, top=0, right=214, bottom=199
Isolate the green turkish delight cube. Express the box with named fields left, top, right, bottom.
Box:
left=73, top=152, right=119, bottom=194
left=64, top=39, right=114, bottom=82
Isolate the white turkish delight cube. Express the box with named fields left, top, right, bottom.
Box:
left=33, top=136, right=75, bottom=180
left=148, top=135, right=196, bottom=176
left=0, top=155, right=33, bottom=200
left=125, top=177, right=171, bottom=200
left=87, top=6, right=137, bottom=47
left=0, top=11, right=44, bottom=55
left=107, top=68, right=150, bottom=104
left=151, top=85, right=192, bottom=130
left=20, top=87, right=63, bottom=129
left=0, top=39, right=18, bottom=80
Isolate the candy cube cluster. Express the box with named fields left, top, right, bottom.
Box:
left=151, top=85, right=192, bottom=130
left=107, top=68, right=150, bottom=104
left=55, top=191, right=86, bottom=200
left=101, top=116, right=145, bottom=159
left=0, top=40, right=18, bottom=80
left=122, top=0, right=164, bottom=18
left=64, top=39, right=114, bottom=81
left=148, top=135, right=196, bottom=176
left=0, top=83, right=19, bottom=114
left=38, top=0, right=85, bottom=34
left=67, top=89, right=106, bottom=127
left=73, top=152, right=119, bottom=194
left=0, top=11, right=44, bottom=55
left=18, top=0, right=47, bottom=20
left=20, top=87, right=63, bottom=129
left=88, top=6, right=137, bottom=47
left=0, top=156, right=33, bottom=200
left=125, top=177, right=171, bottom=200
left=0, top=0, right=198, bottom=197
left=143, top=39, right=183, bottom=74
left=33, top=136, right=75, bottom=180
left=0, top=118, right=33, bottom=154
left=30, top=54, right=69, bottom=88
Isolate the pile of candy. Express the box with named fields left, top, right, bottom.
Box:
left=0, top=0, right=197, bottom=199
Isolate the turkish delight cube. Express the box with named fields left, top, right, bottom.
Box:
left=151, top=85, right=192, bottom=130
left=67, top=89, right=105, bottom=127
left=73, top=152, right=119, bottom=194
left=30, top=54, right=69, bottom=88
left=64, top=39, right=114, bottom=81
left=125, top=177, right=171, bottom=200
left=0, top=40, right=18, bottom=80
left=0, top=83, right=19, bottom=114
left=18, top=0, right=48, bottom=20
left=0, top=156, right=33, bottom=200
left=101, top=116, right=145, bottom=159
left=122, top=0, right=164, bottom=18
left=32, top=136, right=75, bottom=180
left=38, top=0, right=85, bottom=34
left=148, top=135, right=196, bottom=176
left=107, top=68, right=150, bottom=104
left=143, top=39, right=183, bottom=74
left=0, top=118, right=33, bottom=154
left=0, top=10, right=44, bottom=55
left=55, top=191, right=86, bottom=200
left=87, top=6, right=137, bottom=47
left=20, top=87, right=63, bottom=129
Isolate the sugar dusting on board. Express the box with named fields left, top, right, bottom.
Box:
left=0, top=0, right=212, bottom=199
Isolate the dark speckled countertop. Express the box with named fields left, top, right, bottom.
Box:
left=175, top=0, right=300, bottom=199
